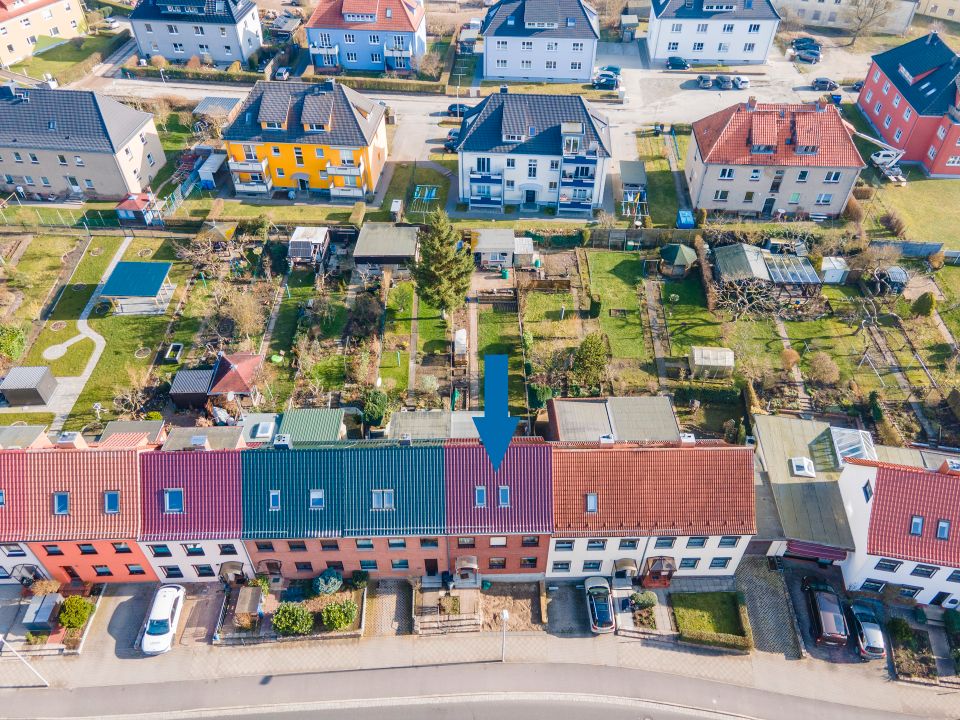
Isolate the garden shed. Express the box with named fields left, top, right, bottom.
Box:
left=0, top=366, right=57, bottom=406
left=820, top=256, right=849, bottom=284
left=115, top=192, right=162, bottom=226
left=872, top=265, right=909, bottom=296
left=659, top=243, right=697, bottom=278
left=100, top=261, right=175, bottom=315
left=352, top=223, right=419, bottom=272
left=472, top=229, right=535, bottom=268
left=288, top=226, right=330, bottom=266
left=169, top=368, right=215, bottom=409
left=688, top=345, right=735, bottom=379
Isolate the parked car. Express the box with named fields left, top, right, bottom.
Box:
left=852, top=80, right=865, bottom=91
left=801, top=577, right=848, bottom=647
left=813, top=77, right=839, bottom=91
left=103, top=16, right=120, bottom=29
left=274, top=66, right=290, bottom=81
left=444, top=129, right=459, bottom=152
left=446, top=128, right=460, bottom=141
left=696, top=74, right=712, bottom=88
left=733, top=75, right=750, bottom=89
left=447, top=103, right=471, bottom=118
left=715, top=74, right=734, bottom=90
left=584, top=576, right=615, bottom=634
left=592, top=74, right=620, bottom=90
left=847, top=602, right=886, bottom=661
left=871, top=149, right=901, bottom=167
left=667, top=56, right=690, bottom=70
left=597, top=65, right=621, bottom=77
left=142, top=584, right=186, bottom=656
left=795, top=49, right=822, bottom=64
left=792, top=36, right=820, bottom=49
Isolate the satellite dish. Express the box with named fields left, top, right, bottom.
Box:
left=226, top=391, right=235, bottom=402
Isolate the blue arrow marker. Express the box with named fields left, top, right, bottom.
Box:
left=473, top=354, right=519, bottom=472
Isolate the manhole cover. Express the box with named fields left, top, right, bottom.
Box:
left=134, top=347, right=152, bottom=359
left=137, top=248, right=152, bottom=257
left=89, top=247, right=103, bottom=257
left=50, top=321, right=66, bottom=331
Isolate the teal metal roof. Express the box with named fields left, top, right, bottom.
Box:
left=277, top=408, right=345, bottom=445
left=101, top=261, right=171, bottom=298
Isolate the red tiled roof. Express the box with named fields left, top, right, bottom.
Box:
left=0, top=451, right=28, bottom=542
left=139, top=450, right=242, bottom=541
left=692, top=102, right=864, bottom=168
left=209, top=353, right=263, bottom=396
left=863, top=461, right=960, bottom=566
left=23, top=449, right=141, bottom=541
left=96, top=432, right=151, bottom=449
left=115, top=193, right=155, bottom=212
left=552, top=445, right=755, bottom=538
left=306, top=0, right=424, bottom=33
left=0, top=0, right=62, bottom=25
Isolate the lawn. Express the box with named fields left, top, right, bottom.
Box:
left=268, top=269, right=317, bottom=406
left=377, top=163, right=450, bottom=224
left=660, top=277, right=723, bottom=357
left=584, top=250, right=647, bottom=359
left=0, top=201, right=120, bottom=230
left=936, top=265, right=960, bottom=343
left=523, top=290, right=579, bottom=341
left=671, top=592, right=750, bottom=649
left=417, top=299, right=447, bottom=356
left=636, top=130, right=680, bottom=228
left=478, top=305, right=526, bottom=416
left=300, top=292, right=350, bottom=392
left=0, top=412, right=56, bottom=428
left=671, top=124, right=692, bottom=170
left=12, top=34, right=117, bottom=80
left=4, top=234, right=79, bottom=324
left=380, top=281, right=414, bottom=393
left=153, top=113, right=196, bottom=193
left=449, top=53, right=478, bottom=88
left=378, top=350, right=409, bottom=393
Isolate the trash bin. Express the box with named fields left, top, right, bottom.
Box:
left=501, top=267, right=510, bottom=279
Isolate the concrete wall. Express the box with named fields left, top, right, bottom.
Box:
left=544, top=533, right=751, bottom=578
left=131, top=5, right=262, bottom=63
left=0, top=0, right=87, bottom=66
left=774, top=0, right=915, bottom=34
left=137, top=538, right=254, bottom=582
left=27, top=539, right=159, bottom=583
left=482, top=37, right=597, bottom=82
left=647, top=14, right=778, bottom=64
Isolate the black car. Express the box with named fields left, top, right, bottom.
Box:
left=447, top=103, right=471, bottom=117
left=666, top=56, right=690, bottom=70
left=796, top=49, right=822, bottom=64
left=592, top=75, right=620, bottom=90
left=792, top=36, right=820, bottom=49
left=802, top=577, right=849, bottom=647
left=443, top=137, right=458, bottom=152
left=852, top=80, right=865, bottom=91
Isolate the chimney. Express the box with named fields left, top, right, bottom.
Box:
left=679, top=432, right=696, bottom=447
left=499, top=85, right=508, bottom=94
left=273, top=433, right=292, bottom=450
left=939, top=459, right=960, bottom=476
left=746, top=96, right=757, bottom=111
left=56, top=431, right=87, bottom=450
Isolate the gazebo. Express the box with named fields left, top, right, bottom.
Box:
left=100, top=262, right=175, bottom=315
left=641, top=556, right=676, bottom=588
left=659, top=243, right=697, bottom=278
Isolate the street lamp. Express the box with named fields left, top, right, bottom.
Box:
left=0, top=636, right=49, bottom=687
left=500, top=608, right=509, bottom=663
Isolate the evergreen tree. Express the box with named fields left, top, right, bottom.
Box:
left=410, top=210, right=473, bottom=319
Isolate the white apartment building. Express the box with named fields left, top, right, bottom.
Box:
left=838, top=459, right=960, bottom=609
left=480, top=0, right=598, bottom=82
left=456, top=89, right=611, bottom=213
left=647, top=0, right=779, bottom=65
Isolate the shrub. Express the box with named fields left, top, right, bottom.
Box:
left=25, top=631, right=48, bottom=646
left=226, top=60, right=242, bottom=73
left=321, top=599, right=358, bottom=631
left=929, top=251, right=945, bottom=270
left=641, top=214, right=653, bottom=229
left=843, top=196, right=864, bottom=223
left=312, top=568, right=343, bottom=596
left=912, top=291, right=936, bottom=317
left=144, top=411, right=163, bottom=421
left=529, top=383, right=553, bottom=408
left=58, top=595, right=94, bottom=629
left=350, top=570, right=369, bottom=589
left=272, top=602, right=314, bottom=636
left=0, top=324, right=26, bottom=362
left=888, top=617, right=913, bottom=646
left=630, top=591, right=657, bottom=610
left=807, top=352, right=840, bottom=386
left=150, top=54, right=168, bottom=67
left=247, top=575, right=271, bottom=595
left=185, top=55, right=202, bottom=69
left=780, top=348, right=800, bottom=372
left=580, top=228, right=591, bottom=246
left=944, top=608, right=960, bottom=638
left=914, top=606, right=928, bottom=625
left=351, top=294, right=382, bottom=337
left=880, top=211, right=907, bottom=239
left=695, top=208, right=707, bottom=228
left=29, top=579, right=62, bottom=596
left=362, top=388, right=390, bottom=426
left=852, top=186, right=874, bottom=201
left=349, top=201, right=366, bottom=226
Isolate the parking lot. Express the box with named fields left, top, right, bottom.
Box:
left=545, top=582, right=591, bottom=636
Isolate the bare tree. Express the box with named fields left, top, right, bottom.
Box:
left=113, top=367, right=152, bottom=417
left=223, top=286, right=265, bottom=339
left=849, top=0, right=892, bottom=44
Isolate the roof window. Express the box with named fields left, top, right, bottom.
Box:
left=789, top=456, right=816, bottom=478
left=937, top=520, right=950, bottom=540
left=910, top=515, right=924, bottom=536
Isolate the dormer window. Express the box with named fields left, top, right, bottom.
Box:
left=795, top=145, right=818, bottom=155
left=307, top=123, right=326, bottom=132
left=264, top=121, right=282, bottom=130
left=898, top=64, right=914, bottom=84
left=504, top=133, right=524, bottom=142
left=703, top=3, right=736, bottom=9
left=751, top=144, right=774, bottom=154
left=507, top=16, right=515, bottom=25
left=563, top=137, right=580, bottom=154
left=566, top=16, right=575, bottom=26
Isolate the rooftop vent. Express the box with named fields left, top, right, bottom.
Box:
left=599, top=433, right=616, bottom=444
left=499, top=84, right=508, bottom=94
left=56, top=431, right=87, bottom=450
left=679, top=432, right=696, bottom=446
left=273, top=433, right=292, bottom=450
left=790, top=456, right=816, bottom=478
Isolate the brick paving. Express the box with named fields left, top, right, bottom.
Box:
left=735, top=557, right=802, bottom=659
left=365, top=580, right=412, bottom=636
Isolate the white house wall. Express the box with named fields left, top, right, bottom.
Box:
left=545, top=534, right=750, bottom=578
left=136, top=538, right=254, bottom=582
left=647, top=15, right=778, bottom=64
left=483, top=37, right=597, bottom=82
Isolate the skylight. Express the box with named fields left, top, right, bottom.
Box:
left=830, top=427, right=877, bottom=465
left=790, top=456, right=816, bottom=478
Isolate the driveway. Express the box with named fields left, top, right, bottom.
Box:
left=82, top=582, right=155, bottom=660
left=545, top=581, right=590, bottom=636
left=177, top=583, right=225, bottom=647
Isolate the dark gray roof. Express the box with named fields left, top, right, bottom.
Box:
left=169, top=368, right=215, bottom=395
left=872, top=34, right=960, bottom=116
left=548, top=397, right=681, bottom=442
left=224, top=81, right=385, bottom=148
left=131, top=0, right=255, bottom=24
left=0, top=366, right=53, bottom=391
left=387, top=410, right=482, bottom=439
left=457, top=92, right=611, bottom=156
left=482, top=0, right=599, bottom=38
left=0, top=86, right=153, bottom=154
left=354, top=223, right=418, bottom=260
left=193, top=96, right=241, bottom=118
left=650, top=0, right=779, bottom=21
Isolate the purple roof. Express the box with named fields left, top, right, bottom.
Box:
left=444, top=442, right=553, bottom=534
left=139, top=450, right=242, bottom=540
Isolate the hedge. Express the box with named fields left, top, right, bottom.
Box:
left=674, top=593, right=754, bottom=652
left=54, top=31, right=131, bottom=85
left=91, top=0, right=133, bottom=15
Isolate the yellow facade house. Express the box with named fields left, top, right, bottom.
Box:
left=223, top=79, right=388, bottom=199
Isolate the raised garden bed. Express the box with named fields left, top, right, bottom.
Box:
left=889, top=621, right=938, bottom=683
left=633, top=607, right=657, bottom=630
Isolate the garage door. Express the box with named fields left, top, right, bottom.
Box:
left=785, top=540, right=847, bottom=562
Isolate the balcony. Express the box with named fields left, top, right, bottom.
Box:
left=228, top=157, right=268, bottom=174
left=470, top=195, right=502, bottom=207
left=327, top=159, right=364, bottom=177
left=233, top=177, right=273, bottom=194
left=558, top=196, right=593, bottom=212
left=560, top=174, right=596, bottom=188
left=384, top=43, right=412, bottom=57
left=469, top=171, right=503, bottom=184
left=561, top=150, right=599, bottom=162
left=310, top=43, right=339, bottom=55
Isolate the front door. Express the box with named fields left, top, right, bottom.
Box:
left=761, top=197, right=776, bottom=217
left=66, top=176, right=81, bottom=193
left=297, top=178, right=309, bottom=191
left=424, top=559, right=438, bottom=577
left=931, top=591, right=951, bottom=606
left=525, top=189, right=536, bottom=205
left=61, top=565, right=80, bottom=581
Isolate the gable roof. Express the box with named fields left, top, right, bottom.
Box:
left=650, top=0, right=779, bottom=20
left=872, top=33, right=960, bottom=116
left=0, top=85, right=153, bottom=154
left=481, top=0, right=599, bottom=39
left=130, top=0, right=255, bottom=24
left=713, top=243, right=770, bottom=282
left=0, top=425, right=51, bottom=449
left=224, top=81, right=386, bottom=149
left=101, top=262, right=171, bottom=298
left=100, top=420, right=166, bottom=445
left=849, top=460, right=960, bottom=567
left=692, top=102, right=863, bottom=168
left=0, top=451, right=28, bottom=541
left=306, top=0, right=425, bottom=33
left=161, top=426, right=246, bottom=451
left=552, top=444, right=755, bottom=537
left=458, top=92, right=611, bottom=157
left=139, top=450, right=243, bottom=541
left=209, top=353, right=263, bottom=396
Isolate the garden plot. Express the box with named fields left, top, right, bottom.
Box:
left=0, top=234, right=79, bottom=325
left=478, top=305, right=526, bottom=416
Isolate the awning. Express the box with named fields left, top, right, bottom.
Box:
left=455, top=555, right=479, bottom=571
left=614, top=558, right=639, bottom=574
left=644, top=556, right=676, bottom=573
left=785, top=540, right=847, bottom=562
